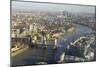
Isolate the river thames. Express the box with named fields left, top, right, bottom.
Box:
left=11, top=23, right=95, bottom=66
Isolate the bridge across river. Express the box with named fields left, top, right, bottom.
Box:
left=11, top=24, right=94, bottom=66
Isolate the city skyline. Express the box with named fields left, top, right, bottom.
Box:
left=11, top=1, right=96, bottom=66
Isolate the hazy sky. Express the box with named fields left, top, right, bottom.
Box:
left=12, top=1, right=95, bottom=13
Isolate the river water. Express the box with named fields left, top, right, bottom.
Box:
left=12, top=24, right=94, bottom=66
left=53, top=24, right=93, bottom=62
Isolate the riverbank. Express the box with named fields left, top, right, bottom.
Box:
left=11, top=23, right=95, bottom=66
left=53, top=27, right=76, bottom=37
left=11, top=46, right=29, bottom=57
left=58, top=26, right=76, bottom=39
